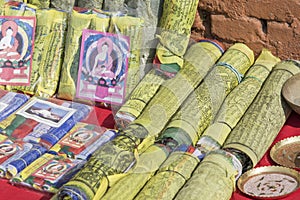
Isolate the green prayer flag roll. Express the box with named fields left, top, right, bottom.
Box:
left=155, top=0, right=198, bottom=76
left=199, top=49, right=280, bottom=150
left=161, top=43, right=254, bottom=145
left=135, top=151, right=199, bottom=200
left=223, top=60, right=300, bottom=166
left=101, top=144, right=169, bottom=200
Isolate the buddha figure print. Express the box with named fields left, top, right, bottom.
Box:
left=77, top=29, right=129, bottom=105
left=0, top=16, right=35, bottom=85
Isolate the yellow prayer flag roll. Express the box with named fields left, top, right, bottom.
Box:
left=57, top=10, right=110, bottom=101
left=175, top=151, right=237, bottom=200
left=131, top=41, right=223, bottom=147
left=223, top=60, right=300, bottom=166
left=202, top=49, right=280, bottom=145
left=155, top=0, right=199, bottom=74
left=101, top=145, right=169, bottom=200
left=161, top=43, right=254, bottom=145
left=109, top=16, right=144, bottom=99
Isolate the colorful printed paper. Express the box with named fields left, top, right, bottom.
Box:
left=76, top=29, right=130, bottom=105
left=0, top=16, right=35, bottom=85
left=49, top=123, right=117, bottom=160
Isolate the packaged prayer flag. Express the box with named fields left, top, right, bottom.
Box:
left=49, top=122, right=117, bottom=160
left=12, top=153, right=86, bottom=193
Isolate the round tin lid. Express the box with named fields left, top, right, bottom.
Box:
left=270, top=136, right=300, bottom=168
left=237, top=166, right=300, bottom=199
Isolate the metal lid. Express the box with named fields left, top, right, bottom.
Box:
left=270, top=136, right=300, bottom=168
left=237, top=166, right=300, bottom=199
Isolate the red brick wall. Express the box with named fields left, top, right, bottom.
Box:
left=192, top=0, right=300, bottom=60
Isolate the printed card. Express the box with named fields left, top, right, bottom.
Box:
left=76, top=29, right=129, bottom=105
left=16, top=98, right=76, bottom=128
left=0, top=16, right=36, bottom=85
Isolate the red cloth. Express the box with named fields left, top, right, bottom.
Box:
left=1, top=108, right=299, bottom=200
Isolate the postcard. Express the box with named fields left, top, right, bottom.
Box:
left=0, top=16, right=36, bottom=85
left=16, top=98, right=76, bottom=128
left=76, top=29, right=129, bottom=105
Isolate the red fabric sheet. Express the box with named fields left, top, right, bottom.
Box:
left=0, top=108, right=299, bottom=200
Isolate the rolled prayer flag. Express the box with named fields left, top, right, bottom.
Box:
left=115, top=40, right=224, bottom=129
left=135, top=147, right=199, bottom=200
left=109, top=15, right=144, bottom=99
left=57, top=9, right=110, bottom=101
left=126, top=0, right=164, bottom=76
left=175, top=60, right=300, bottom=200
left=175, top=150, right=239, bottom=200
left=155, top=0, right=198, bottom=77
left=130, top=41, right=223, bottom=151
left=223, top=60, right=300, bottom=167
left=160, top=43, right=254, bottom=147
left=197, top=49, right=280, bottom=157
left=101, top=144, right=169, bottom=200
left=115, top=68, right=166, bottom=129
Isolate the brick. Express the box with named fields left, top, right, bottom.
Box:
left=211, top=15, right=266, bottom=43
left=199, top=0, right=247, bottom=18
left=245, top=0, right=300, bottom=23
left=268, top=21, right=300, bottom=60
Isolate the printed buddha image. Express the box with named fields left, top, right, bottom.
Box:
left=0, top=142, right=17, bottom=159
left=91, top=37, right=115, bottom=80
left=0, top=20, right=21, bottom=60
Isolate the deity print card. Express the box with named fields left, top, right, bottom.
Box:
left=76, top=29, right=130, bottom=105
left=16, top=98, right=76, bottom=128
left=0, top=16, right=36, bottom=85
